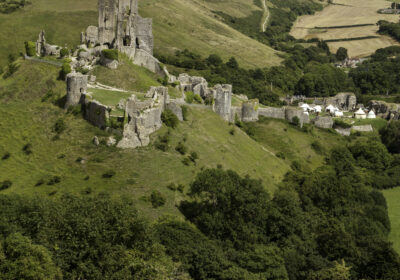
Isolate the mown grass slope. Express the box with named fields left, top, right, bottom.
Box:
left=0, top=60, right=290, bottom=220
left=383, top=187, right=400, bottom=253
left=0, top=0, right=281, bottom=68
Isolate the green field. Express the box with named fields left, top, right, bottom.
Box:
left=383, top=187, right=400, bottom=253
left=0, top=0, right=281, bottom=69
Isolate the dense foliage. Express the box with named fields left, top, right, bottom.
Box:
left=24, top=41, right=36, bottom=57
left=378, top=20, right=400, bottom=42
left=102, top=49, right=119, bottom=61
left=0, top=0, right=30, bottom=14
left=380, top=120, right=400, bottom=154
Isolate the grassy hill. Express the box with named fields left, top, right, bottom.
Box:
left=383, top=187, right=400, bottom=253
left=0, top=0, right=281, bottom=68
left=0, top=59, right=292, bottom=220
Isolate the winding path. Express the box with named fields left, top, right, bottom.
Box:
left=261, top=0, right=270, bottom=32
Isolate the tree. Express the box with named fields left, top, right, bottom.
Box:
left=336, top=47, right=348, bottom=61
left=380, top=120, right=400, bottom=154
left=161, top=109, right=179, bottom=128
left=0, top=233, right=62, bottom=279
left=226, top=57, right=239, bottom=69
left=206, top=54, right=222, bottom=66
left=24, top=41, right=36, bottom=57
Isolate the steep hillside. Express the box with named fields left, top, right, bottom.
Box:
left=0, top=60, right=290, bottom=220
left=0, top=0, right=281, bottom=68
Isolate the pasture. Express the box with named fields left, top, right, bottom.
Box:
left=290, top=0, right=400, bottom=57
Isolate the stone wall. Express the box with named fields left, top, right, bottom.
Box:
left=133, top=49, right=164, bottom=76
left=323, top=92, right=356, bottom=111
left=285, top=107, right=310, bottom=126
left=65, top=73, right=88, bottom=109
left=258, top=107, right=286, bottom=120
left=352, top=124, right=373, bottom=132
left=229, top=107, right=242, bottom=123
left=313, top=116, right=333, bottom=129
left=84, top=100, right=110, bottom=128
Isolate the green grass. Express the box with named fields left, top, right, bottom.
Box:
left=0, top=0, right=280, bottom=69
left=334, top=117, right=388, bottom=131
left=383, top=187, right=400, bottom=253
left=250, top=117, right=346, bottom=170
left=88, top=88, right=133, bottom=107
left=0, top=60, right=290, bottom=221
left=92, top=56, right=162, bottom=93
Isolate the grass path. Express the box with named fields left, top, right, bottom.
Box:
left=260, top=0, right=270, bottom=32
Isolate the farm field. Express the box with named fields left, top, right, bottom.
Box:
left=383, top=187, right=400, bottom=253
left=290, top=0, right=400, bottom=57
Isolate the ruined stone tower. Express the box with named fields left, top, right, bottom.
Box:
left=65, top=73, right=88, bottom=109
left=83, top=0, right=153, bottom=56
left=214, top=84, right=232, bottom=121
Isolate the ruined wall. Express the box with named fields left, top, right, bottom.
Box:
left=285, top=107, right=309, bottom=126
left=133, top=49, right=164, bottom=76
left=313, top=116, right=333, bottom=129
left=65, top=73, right=88, bottom=109
left=84, top=100, right=110, bottom=128
left=258, top=107, right=286, bottom=120
left=229, top=107, right=242, bottom=123
left=323, top=92, right=356, bottom=111
left=368, top=100, right=400, bottom=120
left=352, top=125, right=373, bottom=132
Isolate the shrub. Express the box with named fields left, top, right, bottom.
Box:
left=24, top=41, right=36, bottom=57
left=0, top=180, right=12, bottom=191
left=59, top=62, right=71, bottom=80
left=204, top=96, right=214, bottom=105
left=276, top=152, right=286, bottom=159
left=35, top=179, right=45, bottom=187
left=59, top=48, right=69, bottom=58
left=167, top=183, right=177, bottom=191
left=311, top=141, right=324, bottom=154
left=177, top=184, right=185, bottom=193
left=67, top=104, right=82, bottom=116
left=189, top=151, right=198, bottom=162
left=292, top=116, right=300, bottom=127
left=175, top=142, right=187, bottom=155
left=194, top=94, right=203, bottom=104
left=161, top=109, right=179, bottom=128
left=229, top=128, right=235, bottom=135
left=102, top=49, right=119, bottom=61
left=47, top=176, right=61, bottom=185
left=181, top=105, right=188, bottom=121
left=53, top=118, right=66, bottom=134
left=155, top=132, right=170, bottom=151
left=22, top=143, right=32, bottom=155
left=182, top=157, right=191, bottom=166
left=185, top=91, right=194, bottom=104
left=2, top=152, right=10, bottom=160
left=334, top=119, right=352, bottom=128
left=291, top=160, right=302, bottom=171
left=102, top=170, right=116, bottom=178
left=150, top=191, right=166, bottom=208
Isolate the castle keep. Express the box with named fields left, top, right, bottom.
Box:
left=81, top=0, right=161, bottom=74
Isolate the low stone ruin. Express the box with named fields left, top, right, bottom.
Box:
left=368, top=100, right=400, bottom=120
left=36, top=30, right=60, bottom=57
left=323, top=92, right=356, bottom=111
left=258, top=107, right=310, bottom=126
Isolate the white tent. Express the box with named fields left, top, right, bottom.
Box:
left=326, top=104, right=335, bottom=112
left=314, top=105, right=322, bottom=113
left=355, top=108, right=366, bottom=119
left=334, top=111, right=344, bottom=117
left=300, top=103, right=310, bottom=111
left=367, top=110, right=376, bottom=119
left=303, top=111, right=309, bottom=116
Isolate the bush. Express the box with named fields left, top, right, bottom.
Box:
left=2, top=152, right=10, bottom=160
left=0, top=180, right=12, bottom=191
left=292, top=116, right=300, bottom=127
left=60, top=48, right=69, bottom=58
left=194, top=94, right=203, bottom=104
left=334, top=119, right=352, bottom=128
left=53, top=118, right=66, bottom=134
left=181, top=105, right=188, bottom=121
left=229, top=127, right=235, bottom=135
left=59, top=62, right=71, bottom=80
left=185, top=91, right=194, bottom=104
left=276, top=152, right=286, bottom=159
left=182, top=157, right=191, bottom=166
left=161, top=109, right=179, bottom=128
left=189, top=151, right=198, bottom=162
left=102, top=170, right=116, bottom=178
left=35, top=179, right=45, bottom=187
left=177, top=184, right=185, bottom=193
left=155, top=131, right=170, bottom=151
left=175, top=142, right=187, bottom=155
left=24, top=41, right=36, bottom=57
left=102, top=49, right=119, bottom=61
left=150, top=191, right=166, bottom=208
left=22, top=143, right=32, bottom=155
left=311, top=141, right=324, bottom=154
left=167, top=183, right=177, bottom=191
left=47, top=176, right=61, bottom=185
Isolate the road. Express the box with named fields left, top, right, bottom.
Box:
left=261, top=0, right=270, bottom=32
